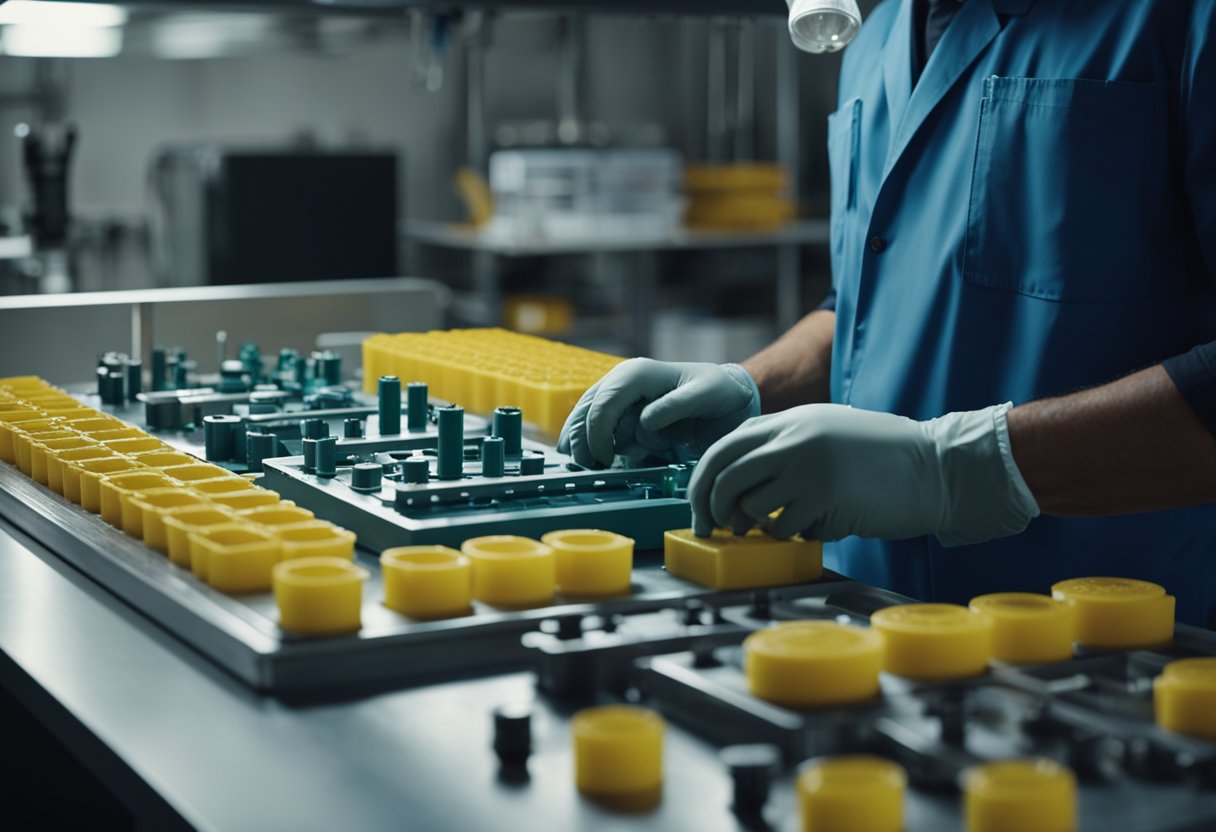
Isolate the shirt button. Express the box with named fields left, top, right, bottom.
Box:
left=869, top=236, right=887, bottom=253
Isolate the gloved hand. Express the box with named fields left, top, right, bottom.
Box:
left=558, top=359, right=761, bottom=469
left=687, top=402, right=1040, bottom=545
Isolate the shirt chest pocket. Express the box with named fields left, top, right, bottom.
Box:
left=828, top=97, right=861, bottom=263
left=963, top=76, right=1167, bottom=302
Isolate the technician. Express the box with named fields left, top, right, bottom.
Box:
left=560, top=0, right=1216, bottom=626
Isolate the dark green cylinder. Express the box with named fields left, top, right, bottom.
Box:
left=437, top=406, right=464, bottom=481
left=379, top=375, right=402, bottom=435
left=407, top=382, right=429, bottom=432
left=493, top=406, right=523, bottom=457
left=481, top=436, right=505, bottom=478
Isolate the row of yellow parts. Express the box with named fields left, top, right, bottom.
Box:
left=571, top=703, right=1079, bottom=832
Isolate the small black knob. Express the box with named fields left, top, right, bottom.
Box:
left=343, top=418, right=365, bottom=438
left=720, top=744, right=780, bottom=817
left=493, top=704, right=533, bottom=766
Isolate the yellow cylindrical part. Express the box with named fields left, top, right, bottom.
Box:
left=129, top=449, right=197, bottom=470
left=55, top=446, right=116, bottom=501
left=30, top=435, right=93, bottom=487
left=272, top=521, right=357, bottom=560
left=162, top=504, right=239, bottom=569
left=798, top=755, right=905, bottom=832
left=462, top=535, right=556, bottom=608
left=16, top=426, right=71, bottom=477
left=381, top=546, right=473, bottom=620
left=191, top=523, right=282, bottom=593
left=969, top=593, right=1076, bottom=664
left=1154, top=657, right=1216, bottom=741
left=274, top=556, right=369, bottom=636
left=1051, top=577, right=1175, bottom=649
left=12, top=419, right=63, bottom=473
left=541, top=529, right=634, bottom=597
left=963, top=758, right=1077, bottom=832
left=129, top=488, right=208, bottom=553
left=102, top=470, right=178, bottom=533
left=75, top=457, right=148, bottom=513
left=161, top=462, right=234, bottom=484
left=188, top=476, right=257, bottom=497
left=745, top=622, right=884, bottom=709
left=102, top=436, right=167, bottom=457
left=239, top=504, right=315, bottom=528
left=572, top=705, right=665, bottom=808
left=207, top=489, right=282, bottom=512
left=3, top=415, right=54, bottom=468
left=870, top=603, right=993, bottom=680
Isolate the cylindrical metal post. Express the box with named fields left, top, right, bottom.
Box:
left=403, top=456, right=430, bottom=484
left=407, top=382, right=429, bottom=432
left=302, top=437, right=319, bottom=474
left=246, top=431, right=276, bottom=474
left=315, top=436, right=337, bottom=478
left=203, top=414, right=240, bottom=462
left=126, top=359, right=143, bottom=403
left=351, top=462, right=382, bottom=491
left=437, top=405, right=464, bottom=481
left=379, top=375, right=402, bottom=435
left=492, top=406, right=523, bottom=457
left=343, top=418, right=364, bottom=439
left=481, top=436, right=505, bottom=478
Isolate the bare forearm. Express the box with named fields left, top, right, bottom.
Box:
left=1007, top=365, right=1216, bottom=516
left=742, top=310, right=835, bottom=413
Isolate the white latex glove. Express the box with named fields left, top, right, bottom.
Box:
left=687, top=402, right=1040, bottom=545
left=558, top=359, right=761, bottom=469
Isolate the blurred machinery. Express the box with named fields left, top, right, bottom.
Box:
left=148, top=146, right=399, bottom=286
left=4, top=330, right=1216, bottom=830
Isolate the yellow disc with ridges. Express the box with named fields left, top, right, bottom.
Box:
left=969, top=593, right=1076, bottom=664
left=274, top=556, right=369, bottom=636
left=1050, top=577, right=1175, bottom=649
left=870, top=603, right=993, bottom=680
left=572, top=705, right=664, bottom=806
left=542, top=529, right=634, bottom=597
left=745, top=622, right=883, bottom=708
left=462, top=535, right=555, bottom=608
left=963, top=758, right=1077, bottom=832
left=797, top=755, right=905, bottom=832
left=1154, top=658, right=1216, bottom=741
left=381, top=546, right=473, bottom=620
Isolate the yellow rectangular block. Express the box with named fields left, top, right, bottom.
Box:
left=663, top=528, right=823, bottom=590
left=362, top=328, right=622, bottom=435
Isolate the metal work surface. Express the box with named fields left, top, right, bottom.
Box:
left=0, top=460, right=786, bottom=694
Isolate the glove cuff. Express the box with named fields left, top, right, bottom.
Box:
left=931, top=402, right=1041, bottom=547
left=720, top=363, right=762, bottom=420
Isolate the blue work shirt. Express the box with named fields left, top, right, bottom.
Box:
left=823, top=0, right=1216, bottom=626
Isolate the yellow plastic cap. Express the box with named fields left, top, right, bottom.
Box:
left=1154, top=657, right=1216, bottom=741
left=100, top=470, right=177, bottom=534
left=162, top=505, right=239, bottom=568
left=870, top=603, right=993, bottom=680
left=30, top=435, right=92, bottom=486
left=381, top=546, right=473, bottom=620
left=189, top=476, right=257, bottom=497
left=274, top=556, right=369, bottom=636
left=129, top=488, right=207, bottom=553
left=963, top=758, right=1077, bottom=832
left=663, top=528, right=823, bottom=590
left=161, top=462, right=233, bottom=484
left=273, top=520, right=357, bottom=560
left=745, top=622, right=883, bottom=709
left=130, top=450, right=196, bottom=470
left=1051, top=577, right=1175, bottom=649
left=191, top=523, right=282, bottom=593
left=239, top=504, right=316, bottom=528
left=572, top=705, right=665, bottom=807
left=207, top=488, right=282, bottom=512
left=75, top=457, right=148, bottom=513
left=542, top=529, right=634, bottom=597
left=969, top=593, right=1076, bottom=664
left=462, top=535, right=556, bottom=608
left=798, top=755, right=905, bottom=832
